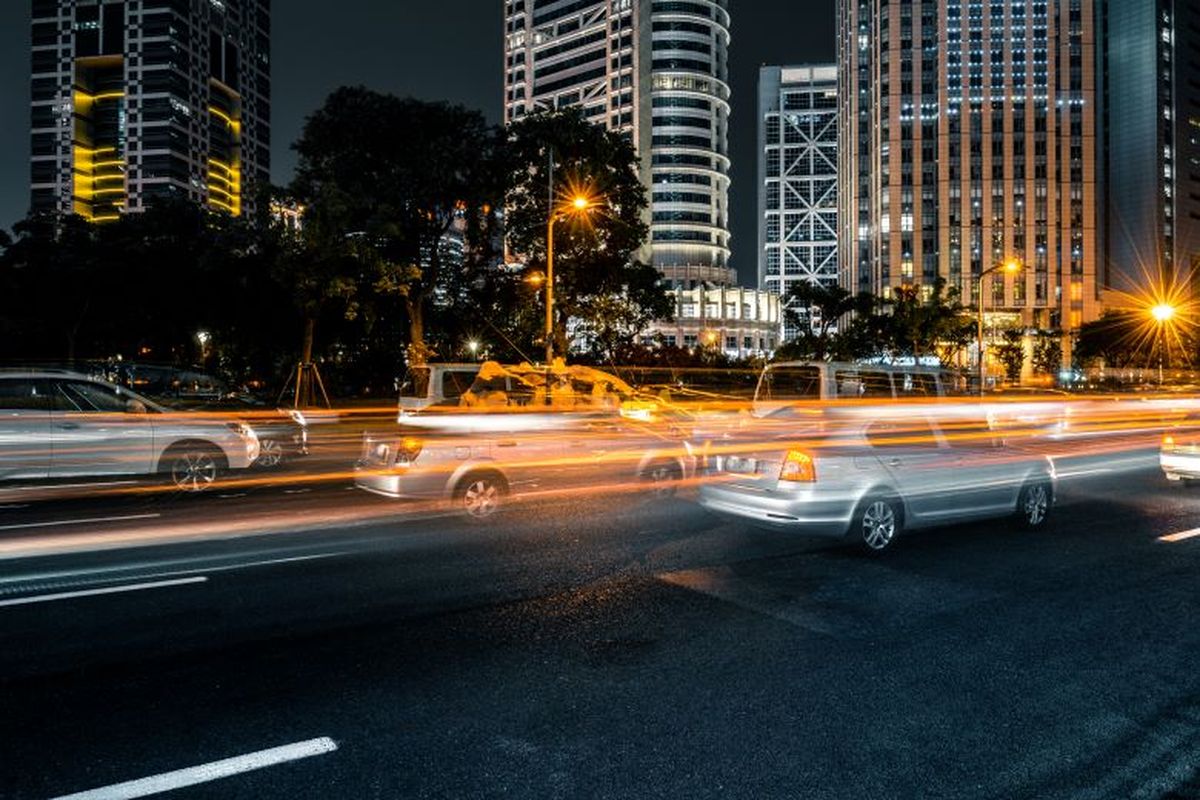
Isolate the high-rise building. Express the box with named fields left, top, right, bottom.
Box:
left=758, top=64, right=839, bottom=315
left=30, top=0, right=270, bottom=222
left=838, top=0, right=1100, bottom=337
left=504, top=0, right=777, bottom=356
left=503, top=0, right=732, bottom=287
left=1101, top=0, right=1200, bottom=296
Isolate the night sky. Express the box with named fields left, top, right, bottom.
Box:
left=0, top=0, right=835, bottom=285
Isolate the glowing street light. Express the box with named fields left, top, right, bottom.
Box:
left=467, top=340, right=480, bottom=360
left=1150, top=302, right=1178, bottom=384
left=545, top=192, right=597, bottom=365
left=977, top=259, right=1022, bottom=395
left=1151, top=303, right=1176, bottom=323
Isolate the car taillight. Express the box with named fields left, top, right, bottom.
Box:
left=779, top=449, right=816, bottom=482
left=1164, top=434, right=1176, bottom=448
left=397, top=436, right=423, bottom=462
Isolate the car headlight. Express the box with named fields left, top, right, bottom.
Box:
left=227, top=421, right=255, bottom=439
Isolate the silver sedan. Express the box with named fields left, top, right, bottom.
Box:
left=698, top=407, right=1055, bottom=552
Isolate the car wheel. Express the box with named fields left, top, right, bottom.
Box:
left=455, top=471, right=508, bottom=521
left=1016, top=480, right=1053, bottom=529
left=642, top=460, right=682, bottom=498
left=256, top=437, right=285, bottom=468
left=852, top=496, right=902, bottom=553
left=162, top=443, right=226, bottom=493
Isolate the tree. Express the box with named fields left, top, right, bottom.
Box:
left=1031, top=331, right=1063, bottom=375
left=503, top=109, right=669, bottom=359
left=782, top=282, right=873, bottom=360
left=994, top=329, right=1027, bottom=383
left=1074, top=311, right=1139, bottom=368
left=290, top=87, right=503, bottom=366
left=875, top=279, right=972, bottom=365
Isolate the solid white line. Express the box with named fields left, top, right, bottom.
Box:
left=0, top=576, right=206, bottom=608
left=51, top=737, right=338, bottom=800
left=5, top=480, right=138, bottom=492
left=0, top=513, right=160, bottom=532
left=1159, top=528, right=1200, bottom=543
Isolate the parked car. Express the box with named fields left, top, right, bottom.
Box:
left=752, top=361, right=968, bottom=416
left=171, top=394, right=308, bottom=468
left=398, top=363, right=483, bottom=417
left=0, top=370, right=260, bottom=491
left=698, top=406, right=1055, bottom=552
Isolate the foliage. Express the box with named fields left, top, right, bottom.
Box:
left=994, top=329, right=1027, bottom=383
left=503, top=109, right=668, bottom=358
left=1073, top=311, right=1140, bottom=368
left=781, top=282, right=873, bottom=360
left=1031, top=331, right=1063, bottom=375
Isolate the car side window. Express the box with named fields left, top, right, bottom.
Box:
left=866, top=419, right=939, bottom=449
left=0, top=380, right=53, bottom=411
left=57, top=382, right=127, bottom=413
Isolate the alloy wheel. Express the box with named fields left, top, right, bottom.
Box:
left=1022, top=484, right=1049, bottom=527
left=462, top=478, right=502, bottom=519
left=861, top=500, right=897, bottom=551
left=171, top=451, right=218, bottom=492
left=257, top=438, right=284, bottom=468
left=645, top=464, right=680, bottom=498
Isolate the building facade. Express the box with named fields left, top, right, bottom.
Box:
left=30, top=0, right=270, bottom=221
left=503, top=0, right=733, bottom=288
left=838, top=0, right=1100, bottom=337
left=758, top=64, right=839, bottom=338
left=642, top=285, right=780, bottom=359
left=1101, top=0, right=1200, bottom=296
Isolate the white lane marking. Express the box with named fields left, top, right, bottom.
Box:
left=218, top=492, right=249, bottom=499
left=282, top=488, right=312, bottom=495
left=1158, top=528, right=1200, bottom=543
left=4, top=480, right=137, bottom=492
left=50, top=737, right=338, bottom=800
left=0, top=576, right=206, bottom=608
left=0, top=503, right=30, bottom=510
left=0, top=513, right=160, bottom=533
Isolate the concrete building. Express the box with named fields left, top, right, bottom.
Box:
left=30, top=0, right=270, bottom=221
left=503, top=1, right=774, bottom=354
left=758, top=64, right=839, bottom=338
left=1101, top=0, right=1200, bottom=297
left=838, top=0, right=1100, bottom=339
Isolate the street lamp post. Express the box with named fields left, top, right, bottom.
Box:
left=544, top=194, right=593, bottom=365
left=1151, top=303, right=1176, bottom=385
left=977, top=259, right=1022, bottom=395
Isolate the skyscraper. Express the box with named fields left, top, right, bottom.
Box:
left=1101, top=0, right=1200, bottom=296
left=758, top=64, right=839, bottom=308
left=30, top=0, right=270, bottom=222
left=839, top=0, right=1100, bottom=338
left=503, top=0, right=732, bottom=287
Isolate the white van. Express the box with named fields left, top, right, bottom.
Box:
left=398, top=363, right=482, bottom=418
left=753, top=361, right=966, bottom=415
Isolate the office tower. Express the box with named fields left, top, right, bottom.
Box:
left=839, top=0, right=1100, bottom=335
left=30, top=0, right=270, bottom=221
left=758, top=64, right=839, bottom=326
left=1102, top=0, right=1200, bottom=295
left=504, top=0, right=777, bottom=356
left=503, top=0, right=732, bottom=286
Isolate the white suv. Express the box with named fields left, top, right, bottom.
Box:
left=0, top=371, right=259, bottom=491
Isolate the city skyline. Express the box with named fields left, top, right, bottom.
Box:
left=0, top=0, right=834, bottom=288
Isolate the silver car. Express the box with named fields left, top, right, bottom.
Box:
left=355, top=411, right=694, bottom=519
left=0, top=370, right=259, bottom=492
left=698, top=407, right=1055, bottom=552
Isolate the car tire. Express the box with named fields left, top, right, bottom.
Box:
left=641, top=460, right=682, bottom=499
left=256, top=437, right=285, bottom=468
left=1016, top=480, right=1053, bottom=529
left=160, top=442, right=227, bottom=493
left=454, top=471, right=508, bottom=521
left=850, top=495, right=903, bottom=553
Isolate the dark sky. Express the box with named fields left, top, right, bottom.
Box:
left=0, top=0, right=835, bottom=285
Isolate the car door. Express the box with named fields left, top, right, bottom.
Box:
left=0, top=378, right=53, bottom=481
left=938, top=416, right=1024, bottom=516
left=867, top=416, right=963, bottom=524
left=49, top=380, right=157, bottom=477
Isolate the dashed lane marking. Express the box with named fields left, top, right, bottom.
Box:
left=0, top=513, right=160, bottom=532
left=1158, top=528, right=1200, bottom=543
left=0, top=576, right=206, bottom=608
left=50, top=737, right=339, bottom=799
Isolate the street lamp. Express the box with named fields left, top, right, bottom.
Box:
left=467, top=340, right=480, bottom=360
left=1151, top=303, right=1176, bottom=385
left=545, top=192, right=596, bottom=365
left=977, top=259, right=1022, bottom=395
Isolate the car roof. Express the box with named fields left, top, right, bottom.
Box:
left=0, top=369, right=94, bottom=380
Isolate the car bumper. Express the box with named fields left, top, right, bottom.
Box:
left=697, top=482, right=856, bottom=537
left=1162, top=451, right=1200, bottom=480
left=353, top=463, right=445, bottom=499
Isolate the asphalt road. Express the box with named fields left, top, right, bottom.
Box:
left=2, top=442, right=1200, bottom=798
